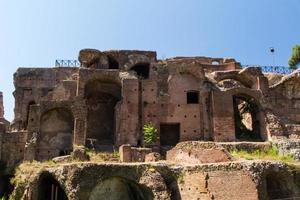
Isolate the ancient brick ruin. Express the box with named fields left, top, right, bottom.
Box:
left=1, top=49, right=300, bottom=199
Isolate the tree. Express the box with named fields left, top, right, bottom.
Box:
left=288, top=45, right=300, bottom=70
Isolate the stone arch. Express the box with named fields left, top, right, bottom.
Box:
left=212, top=60, right=220, bottom=65
left=231, top=91, right=266, bottom=141
left=130, top=63, right=150, bottom=79
left=217, top=78, right=248, bottom=89
left=37, top=107, right=74, bottom=160
left=89, top=176, right=154, bottom=200
left=84, top=79, right=121, bottom=150
left=37, top=172, right=68, bottom=200
left=217, top=76, right=252, bottom=88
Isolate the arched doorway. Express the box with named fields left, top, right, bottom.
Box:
left=37, top=108, right=74, bottom=160
left=265, top=173, right=293, bottom=199
left=84, top=80, right=121, bottom=150
left=38, top=173, right=68, bottom=200
left=233, top=94, right=262, bottom=141
left=89, top=177, right=153, bottom=200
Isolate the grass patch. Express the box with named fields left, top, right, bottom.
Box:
left=86, top=150, right=119, bottom=162
left=230, top=146, right=295, bottom=163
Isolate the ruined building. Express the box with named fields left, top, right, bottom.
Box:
left=1, top=49, right=300, bottom=199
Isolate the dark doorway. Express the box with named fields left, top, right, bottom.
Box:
left=233, top=94, right=262, bottom=141
left=108, top=56, right=119, bottom=69
left=38, top=174, right=68, bottom=200
left=160, top=123, right=180, bottom=146
left=85, top=80, right=121, bottom=150
left=131, top=63, right=150, bottom=79
left=266, top=174, right=293, bottom=200
left=187, top=91, right=199, bottom=104
left=0, top=175, right=14, bottom=199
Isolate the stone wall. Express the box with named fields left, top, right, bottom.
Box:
left=1, top=131, right=26, bottom=167
left=12, top=160, right=300, bottom=200
left=8, top=49, right=300, bottom=163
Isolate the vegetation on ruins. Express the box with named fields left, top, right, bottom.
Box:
left=231, top=146, right=295, bottom=163
left=288, top=45, right=300, bottom=69
left=143, top=123, right=158, bottom=145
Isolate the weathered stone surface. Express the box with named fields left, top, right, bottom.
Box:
left=273, top=139, right=300, bottom=160
left=52, top=155, right=71, bottom=163
left=3, top=49, right=300, bottom=199
left=10, top=160, right=300, bottom=200
left=145, top=152, right=161, bottom=162
left=166, top=142, right=232, bottom=164
left=119, top=144, right=152, bottom=162
left=72, top=146, right=90, bottom=161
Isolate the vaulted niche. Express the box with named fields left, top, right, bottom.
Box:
left=108, top=56, right=119, bottom=69
left=266, top=173, right=293, bottom=200
left=130, top=63, right=150, bottom=79
left=84, top=80, right=121, bottom=150
left=233, top=94, right=262, bottom=141
left=38, top=108, right=74, bottom=160
left=38, top=173, right=68, bottom=200
left=89, top=177, right=153, bottom=200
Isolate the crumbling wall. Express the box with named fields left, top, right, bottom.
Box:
left=1, top=131, right=26, bottom=167
left=268, top=70, right=300, bottom=139
left=12, top=160, right=300, bottom=200
left=166, top=142, right=232, bottom=164
left=12, top=67, right=78, bottom=131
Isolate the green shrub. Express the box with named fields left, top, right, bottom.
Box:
left=230, top=146, right=295, bottom=163
left=143, top=123, right=158, bottom=145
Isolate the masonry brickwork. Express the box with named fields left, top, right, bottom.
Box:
left=1, top=49, right=300, bottom=199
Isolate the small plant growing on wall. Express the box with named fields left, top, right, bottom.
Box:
left=143, top=123, right=158, bottom=145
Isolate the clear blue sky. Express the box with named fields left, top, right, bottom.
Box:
left=0, top=0, right=300, bottom=120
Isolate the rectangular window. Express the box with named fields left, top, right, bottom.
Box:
left=187, top=91, right=199, bottom=104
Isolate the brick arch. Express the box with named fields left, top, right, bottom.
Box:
left=84, top=79, right=122, bottom=149
left=37, top=107, right=74, bottom=160
left=36, top=172, right=68, bottom=200
left=89, top=176, right=154, bottom=200
left=77, top=68, right=122, bottom=98
left=123, top=55, right=154, bottom=71
left=224, top=88, right=268, bottom=141
left=216, top=75, right=253, bottom=88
